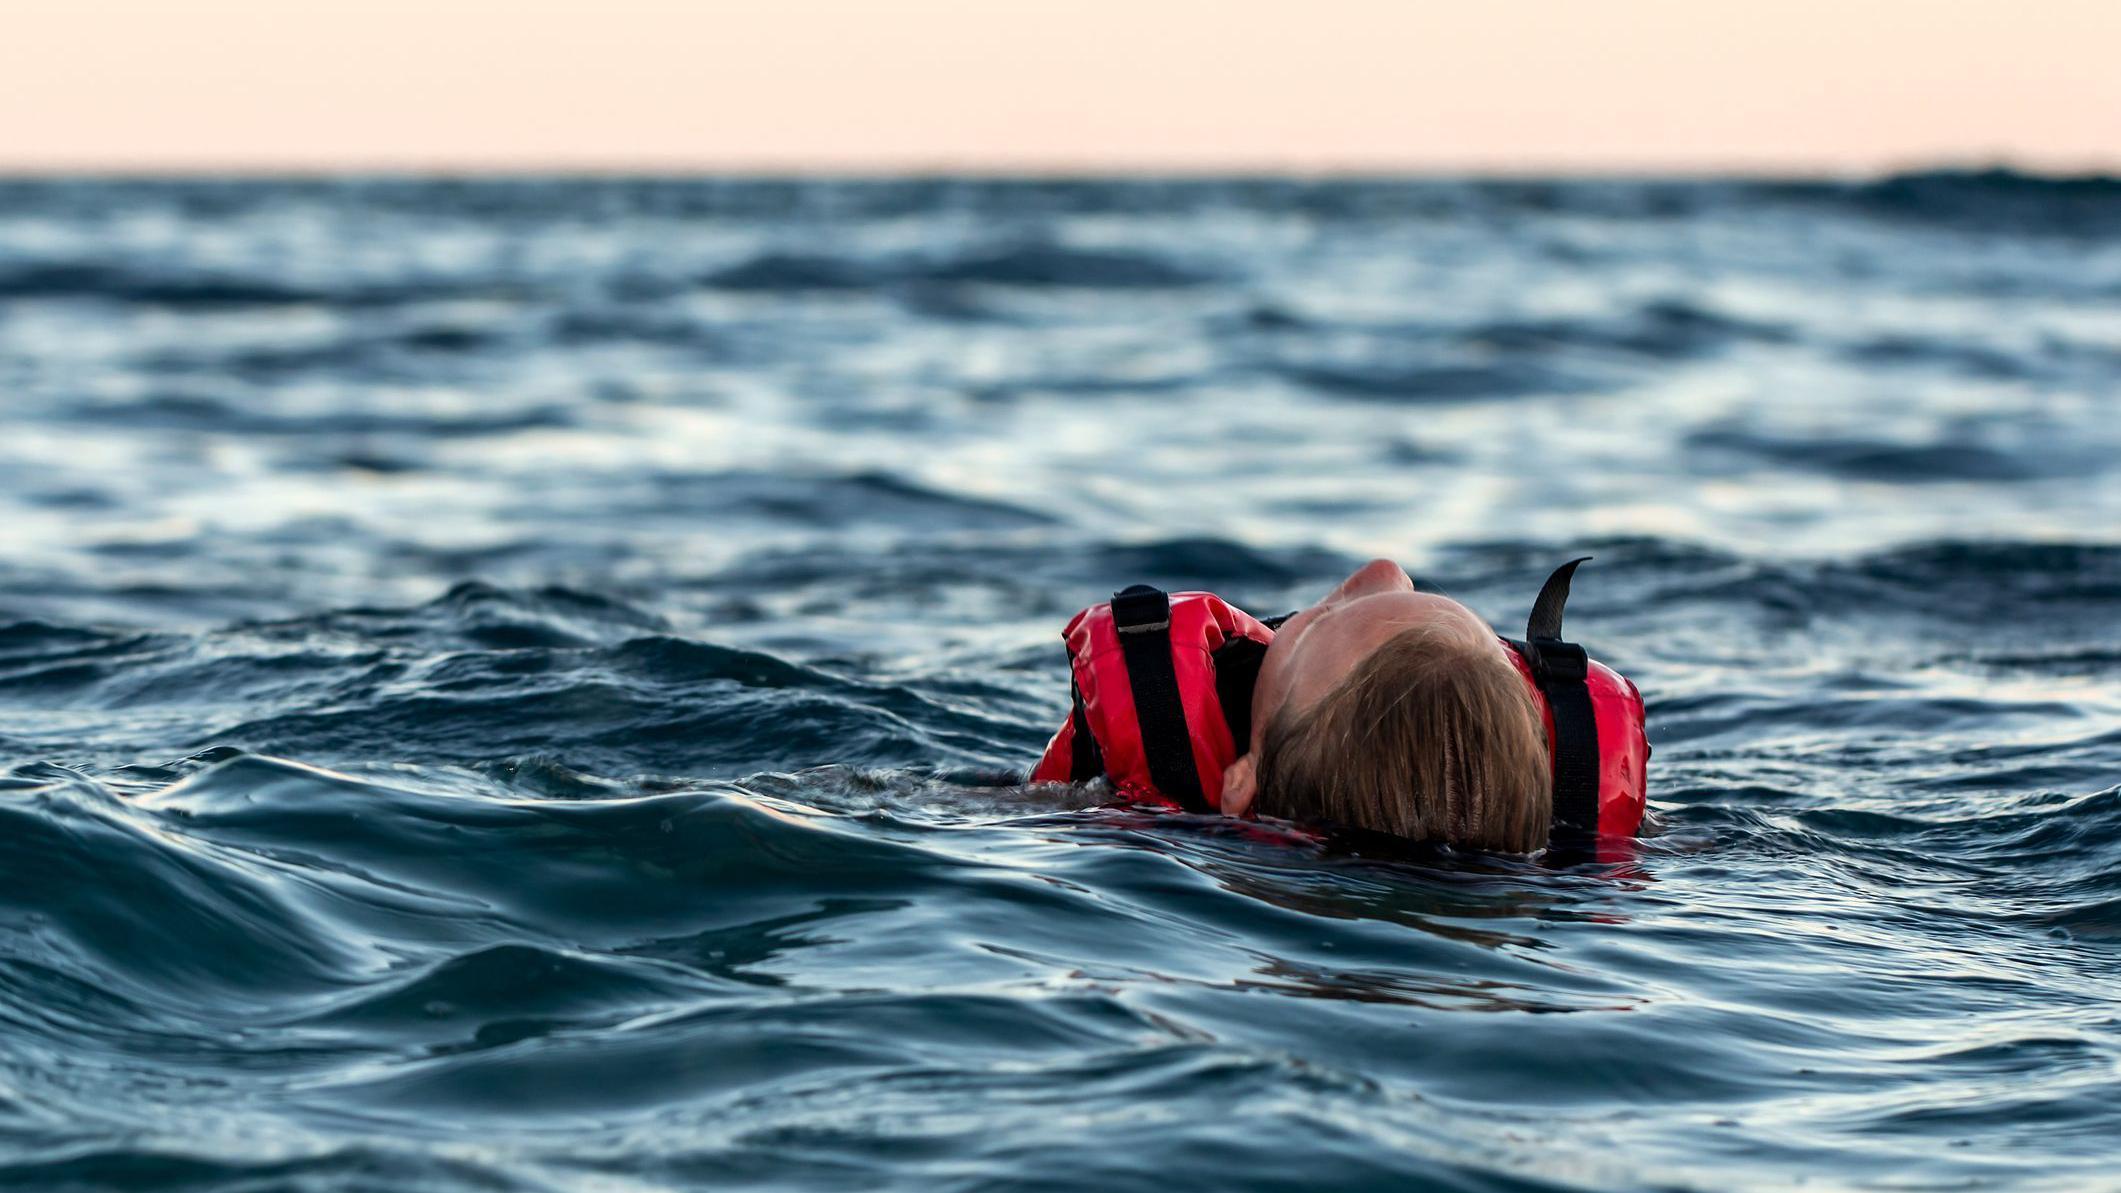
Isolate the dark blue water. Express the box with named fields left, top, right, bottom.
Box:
left=1, top=174, right=2118, bottom=1192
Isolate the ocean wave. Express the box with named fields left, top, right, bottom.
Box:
left=1273, top=357, right=1600, bottom=402
left=1769, top=167, right=2121, bottom=236
left=1466, top=299, right=1792, bottom=360
left=699, top=242, right=1218, bottom=293
left=1685, top=428, right=2056, bottom=483
left=0, top=177, right=2117, bottom=1192
left=610, top=470, right=1057, bottom=530
left=58, top=392, right=575, bottom=439
left=0, top=260, right=503, bottom=309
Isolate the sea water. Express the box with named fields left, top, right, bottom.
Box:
left=0, top=175, right=2117, bottom=1191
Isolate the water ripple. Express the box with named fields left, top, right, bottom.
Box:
left=0, top=175, right=2115, bottom=1192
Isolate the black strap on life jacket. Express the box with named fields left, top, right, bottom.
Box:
left=1209, top=634, right=1269, bottom=757
left=1067, top=674, right=1103, bottom=782
left=1109, top=584, right=1211, bottom=812
left=1215, top=610, right=1296, bottom=754
left=1506, top=558, right=1602, bottom=844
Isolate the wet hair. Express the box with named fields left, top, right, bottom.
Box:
left=1252, top=624, right=1551, bottom=852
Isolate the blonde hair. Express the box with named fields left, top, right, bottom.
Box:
left=1253, top=625, right=1551, bottom=851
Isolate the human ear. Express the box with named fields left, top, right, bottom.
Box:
left=1219, top=754, right=1257, bottom=817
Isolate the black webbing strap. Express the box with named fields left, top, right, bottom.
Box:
left=1109, top=584, right=1210, bottom=812
left=1513, top=558, right=1601, bottom=842
left=1067, top=675, right=1103, bottom=782
left=1210, top=634, right=1270, bottom=756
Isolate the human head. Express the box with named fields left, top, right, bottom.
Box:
left=1219, top=559, right=1551, bottom=851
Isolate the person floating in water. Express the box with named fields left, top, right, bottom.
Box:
left=1032, top=558, right=1648, bottom=853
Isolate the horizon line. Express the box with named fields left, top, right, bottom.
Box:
left=0, top=155, right=2113, bottom=183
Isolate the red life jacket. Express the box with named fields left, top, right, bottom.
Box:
left=1030, top=586, right=1276, bottom=812
left=1031, top=560, right=1649, bottom=843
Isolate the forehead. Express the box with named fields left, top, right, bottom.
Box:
left=1295, top=589, right=1487, bottom=646
left=1273, top=590, right=1492, bottom=704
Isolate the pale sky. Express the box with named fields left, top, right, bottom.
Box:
left=1, top=0, right=2115, bottom=173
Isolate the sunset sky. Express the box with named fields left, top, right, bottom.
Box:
left=2, top=0, right=2114, bottom=173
